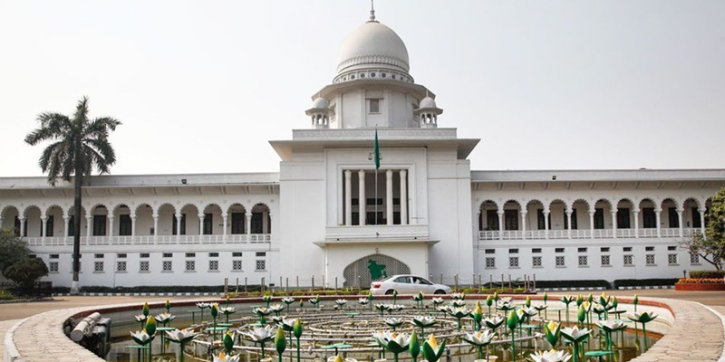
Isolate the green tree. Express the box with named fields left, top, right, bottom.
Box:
left=682, top=187, right=725, bottom=270
left=3, top=258, right=49, bottom=290
left=0, top=229, right=29, bottom=276
left=25, top=97, right=121, bottom=294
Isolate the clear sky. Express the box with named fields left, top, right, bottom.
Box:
left=1, top=1, right=724, bottom=177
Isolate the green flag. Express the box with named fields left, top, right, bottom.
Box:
left=373, top=128, right=380, bottom=170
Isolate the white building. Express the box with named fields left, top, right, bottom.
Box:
left=1, top=10, right=723, bottom=290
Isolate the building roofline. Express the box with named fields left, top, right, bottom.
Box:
left=471, top=168, right=725, bottom=182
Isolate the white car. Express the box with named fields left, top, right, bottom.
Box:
left=370, top=274, right=452, bottom=295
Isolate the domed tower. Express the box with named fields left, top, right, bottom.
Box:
left=307, top=7, right=439, bottom=130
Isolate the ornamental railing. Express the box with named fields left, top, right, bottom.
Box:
left=22, top=234, right=271, bottom=247
left=478, top=227, right=699, bottom=241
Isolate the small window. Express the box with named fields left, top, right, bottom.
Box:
left=49, top=261, right=59, bottom=273
left=95, top=254, right=104, bottom=259
left=509, top=248, right=519, bottom=254
left=162, top=260, right=172, bottom=271
left=485, top=249, right=495, bottom=254
left=163, top=253, right=173, bottom=258
left=185, top=260, right=195, bottom=272
left=140, top=253, right=150, bottom=258
left=668, top=254, right=678, bottom=265
left=690, top=254, right=700, bottom=265
left=369, top=99, right=380, bottom=113
left=667, top=246, right=677, bottom=251
left=601, top=255, right=611, bottom=266
left=49, top=254, right=59, bottom=259
left=232, top=260, right=242, bottom=270
left=577, top=248, right=587, bottom=253
left=645, top=246, right=655, bottom=252
left=532, top=256, right=542, bottom=267
left=185, top=253, right=196, bottom=258
left=578, top=255, right=588, bottom=267
left=555, top=256, right=566, bottom=267
left=117, top=261, right=127, bottom=272
left=623, top=247, right=632, bottom=252
left=532, top=248, right=542, bottom=254
left=555, top=248, right=564, bottom=253
left=233, top=252, right=243, bottom=257
left=509, top=257, right=519, bottom=268
left=256, top=252, right=266, bottom=257
left=94, top=261, right=104, bottom=272
left=485, top=257, right=495, bottom=268
left=646, top=254, right=655, bottom=266
left=600, top=247, right=610, bottom=253
left=623, top=255, right=634, bottom=266
left=255, top=260, right=266, bottom=271
left=209, top=252, right=219, bottom=257
left=209, top=260, right=219, bottom=271
left=117, top=253, right=127, bottom=258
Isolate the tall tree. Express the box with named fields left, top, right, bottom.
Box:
left=25, top=97, right=121, bottom=294
left=682, top=187, right=725, bottom=271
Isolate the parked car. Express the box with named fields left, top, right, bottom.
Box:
left=370, top=274, right=451, bottom=295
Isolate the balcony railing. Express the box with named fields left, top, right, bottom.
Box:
left=23, top=234, right=272, bottom=247
left=479, top=228, right=699, bottom=241
left=325, top=224, right=429, bottom=241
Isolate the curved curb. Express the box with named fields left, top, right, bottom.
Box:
left=698, top=303, right=725, bottom=362
left=3, top=318, right=27, bottom=362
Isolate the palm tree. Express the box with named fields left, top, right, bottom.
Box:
left=25, top=97, right=121, bottom=294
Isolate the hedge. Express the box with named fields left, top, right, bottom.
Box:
left=689, top=270, right=725, bottom=279
left=533, top=280, right=611, bottom=289
left=612, top=278, right=679, bottom=288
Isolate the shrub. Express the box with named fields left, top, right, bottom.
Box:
left=613, top=278, right=679, bottom=288
left=676, top=278, right=724, bottom=284
left=689, top=270, right=725, bottom=279
left=534, top=280, right=611, bottom=289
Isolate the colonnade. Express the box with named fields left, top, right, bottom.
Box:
left=343, top=169, right=407, bottom=226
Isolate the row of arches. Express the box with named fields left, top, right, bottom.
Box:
left=0, top=202, right=272, bottom=239
left=477, top=196, right=712, bottom=236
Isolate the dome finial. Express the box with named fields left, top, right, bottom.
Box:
left=368, top=0, right=377, bottom=22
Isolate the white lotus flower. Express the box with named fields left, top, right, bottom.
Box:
left=373, top=331, right=411, bottom=353
left=155, top=312, right=175, bottom=324
left=431, top=297, right=444, bottom=305
left=134, top=314, right=147, bottom=322
left=165, top=328, right=197, bottom=344
left=411, top=315, right=436, bottom=328
left=336, top=299, right=348, bottom=305
left=462, top=329, right=495, bottom=346
left=385, top=318, right=404, bottom=328
left=530, top=349, right=571, bottom=362
left=359, top=298, right=370, bottom=305
left=243, top=325, right=276, bottom=342
left=269, top=304, right=285, bottom=313
left=214, top=352, right=241, bottom=362
left=560, top=326, right=591, bottom=343
left=451, top=300, right=466, bottom=307
left=130, top=330, right=153, bottom=345
left=522, top=307, right=538, bottom=317
left=220, top=306, right=236, bottom=315
left=281, top=297, right=295, bottom=304
left=597, top=320, right=627, bottom=332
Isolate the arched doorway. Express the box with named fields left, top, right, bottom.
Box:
left=343, top=254, right=410, bottom=287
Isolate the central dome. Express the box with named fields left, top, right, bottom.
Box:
left=336, top=21, right=410, bottom=75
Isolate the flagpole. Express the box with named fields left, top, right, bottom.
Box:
left=375, top=168, right=378, bottom=225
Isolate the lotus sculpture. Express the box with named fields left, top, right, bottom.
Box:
left=282, top=297, right=295, bottom=313
left=462, top=329, right=495, bottom=359
left=411, top=315, right=436, bottom=335
left=448, top=306, right=471, bottom=331
left=543, top=320, right=561, bottom=348
left=421, top=334, right=446, bottom=362
left=560, top=327, right=591, bottom=362
left=597, top=320, right=627, bottom=351
left=214, top=352, right=241, bottom=362
left=373, top=331, right=410, bottom=362
left=165, top=328, right=197, bottom=362
left=385, top=317, right=404, bottom=331
left=263, top=294, right=273, bottom=308
left=243, top=325, right=276, bottom=358
left=628, top=311, right=658, bottom=351
left=530, top=349, right=572, bottom=362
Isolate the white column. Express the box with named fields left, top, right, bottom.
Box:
left=655, top=208, right=662, bottom=238
left=176, top=213, right=182, bottom=241
left=86, top=215, right=92, bottom=238
left=566, top=209, right=572, bottom=239
left=198, top=213, right=205, bottom=235
left=633, top=209, right=640, bottom=238
left=611, top=210, right=618, bottom=239
left=222, top=213, right=228, bottom=237
left=358, top=170, right=366, bottom=226
left=19, top=217, right=26, bottom=237
left=399, top=170, right=407, bottom=225
left=543, top=210, right=550, bottom=239
left=246, top=213, right=252, bottom=240
left=344, top=170, right=352, bottom=226
left=64, top=216, right=70, bottom=237
left=589, top=211, right=595, bottom=239
left=698, top=208, right=706, bottom=235
left=386, top=169, right=393, bottom=225
left=677, top=208, right=684, bottom=237
left=108, top=216, right=114, bottom=244
left=130, top=215, right=136, bottom=237
left=153, top=215, right=159, bottom=242
left=520, top=210, right=527, bottom=240
left=41, top=217, right=47, bottom=238
left=497, top=211, right=504, bottom=241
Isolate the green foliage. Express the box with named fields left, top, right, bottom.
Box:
left=613, top=278, right=679, bottom=288
left=534, top=279, right=611, bottom=289
left=681, top=187, right=725, bottom=270
left=689, top=270, right=725, bottom=279
left=3, top=258, right=49, bottom=288
left=0, top=229, right=29, bottom=276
